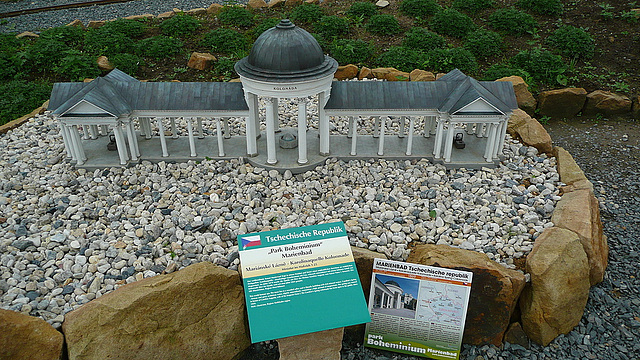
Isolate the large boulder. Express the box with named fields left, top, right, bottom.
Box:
left=371, top=67, right=410, bottom=81
left=358, top=66, right=373, bottom=79
left=632, top=95, right=640, bottom=118
left=409, top=69, right=435, bottom=82
left=496, top=76, right=536, bottom=114
left=537, top=88, right=587, bottom=118
left=247, top=0, right=268, bottom=8
left=507, top=109, right=553, bottom=153
left=520, top=227, right=590, bottom=346
left=552, top=189, right=608, bottom=285
left=553, top=147, right=592, bottom=191
left=583, top=90, right=632, bottom=116
left=351, top=246, right=387, bottom=301
left=0, top=309, right=64, bottom=360
left=62, top=262, right=249, bottom=360
left=278, top=327, right=344, bottom=360
left=97, top=56, right=114, bottom=71
left=334, top=64, right=359, bottom=80
left=407, top=244, right=525, bottom=346
left=187, top=52, right=217, bottom=70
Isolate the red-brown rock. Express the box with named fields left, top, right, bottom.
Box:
left=278, top=327, right=343, bottom=360
left=496, top=76, right=536, bottom=114
left=583, top=90, right=632, bottom=115
left=537, top=88, right=587, bottom=118
left=409, top=69, right=435, bottom=81
left=407, top=244, right=525, bottom=346
left=247, top=0, right=269, bottom=8
left=371, top=67, right=410, bottom=81
left=507, top=109, right=553, bottom=153
left=207, top=3, right=224, bottom=15
left=358, top=66, right=373, bottom=79
left=0, top=309, right=64, bottom=360
left=187, top=52, right=217, bottom=70
left=334, top=64, right=359, bottom=80
left=97, top=56, right=114, bottom=71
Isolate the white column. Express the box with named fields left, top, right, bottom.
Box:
left=157, top=117, right=169, bottom=157
left=377, top=116, right=386, bottom=156
left=373, top=116, right=380, bottom=138
left=466, top=122, right=474, bottom=135
left=187, top=117, right=197, bottom=157
left=433, top=119, right=445, bottom=158
left=319, top=92, right=329, bottom=156
left=81, top=125, right=90, bottom=140
left=59, top=122, right=73, bottom=158
left=272, top=98, right=280, bottom=132
left=406, top=116, right=415, bottom=156
left=70, top=125, right=86, bottom=165
left=89, top=125, right=98, bottom=139
left=139, top=117, right=146, bottom=137
left=297, top=98, right=308, bottom=164
left=350, top=117, right=358, bottom=156
left=144, top=118, right=152, bottom=139
left=245, top=94, right=258, bottom=157
left=265, top=98, right=277, bottom=164
left=347, top=116, right=353, bottom=139
left=100, top=125, right=109, bottom=136
left=444, top=122, right=455, bottom=163
left=197, top=117, right=204, bottom=139
left=113, top=125, right=128, bottom=165
left=398, top=116, right=405, bottom=138
left=223, top=118, right=231, bottom=139
left=251, top=93, right=260, bottom=139
left=64, top=125, right=77, bottom=161
left=125, top=121, right=139, bottom=161
left=170, top=117, right=178, bottom=139
left=216, top=117, right=225, bottom=157
left=484, top=123, right=498, bottom=161
left=496, top=117, right=508, bottom=156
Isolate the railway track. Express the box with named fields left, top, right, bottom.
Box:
left=0, top=0, right=136, bottom=18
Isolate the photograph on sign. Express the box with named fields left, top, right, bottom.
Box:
left=238, top=222, right=370, bottom=343
left=364, top=258, right=473, bottom=360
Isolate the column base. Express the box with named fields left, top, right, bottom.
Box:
left=247, top=152, right=259, bottom=158
left=297, top=160, right=309, bottom=165
left=267, top=159, right=278, bottom=165
left=320, top=152, right=329, bottom=156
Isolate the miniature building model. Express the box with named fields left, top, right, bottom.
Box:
left=372, top=278, right=415, bottom=310
left=48, top=20, right=517, bottom=171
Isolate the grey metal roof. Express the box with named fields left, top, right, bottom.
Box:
left=50, top=70, right=249, bottom=116
left=234, top=19, right=338, bottom=83
left=103, top=68, right=139, bottom=83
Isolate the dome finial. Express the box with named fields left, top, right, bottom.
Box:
left=276, top=19, right=295, bottom=29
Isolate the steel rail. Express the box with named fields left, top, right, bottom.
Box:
left=0, top=0, right=136, bottom=19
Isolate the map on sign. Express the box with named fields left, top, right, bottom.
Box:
left=417, top=282, right=469, bottom=327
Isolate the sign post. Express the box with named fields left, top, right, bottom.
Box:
left=238, top=222, right=370, bottom=343
left=364, top=258, right=473, bottom=359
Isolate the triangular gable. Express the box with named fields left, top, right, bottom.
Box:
left=103, top=68, right=139, bottom=83
left=54, top=77, right=132, bottom=117
left=62, top=99, right=116, bottom=117
left=454, top=97, right=503, bottom=115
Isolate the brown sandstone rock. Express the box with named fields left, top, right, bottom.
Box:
left=156, top=11, right=175, bottom=19
left=436, top=72, right=446, bottom=80
left=285, top=0, right=303, bottom=6
left=16, top=31, right=38, bottom=39
left=62, top=262, right=249, bottom=360
left=409, top=69, right=435, bottom=81
left=248, top=0, right=269, bottom=8
left=520, top=227, right=590, bottom=346
left=187, top=52, right=217, bottom=70
left=507, top=109, right=553, bottom=153
left=538, top=88, right=587, bottom=118
left=185, top=7, right=207, bottom=15
left=229, top=78, right=242, bottom=82
left=0, top=309, right=63, bottom=360
left=268, top=0, right=286, bottom=7
left=66, top=19, right=85, bottom=28
left=496, top=76, right=536, bottom=114
left=207, top=3, right=224, bottom=15
left=552, top=190, right=608, bottom=285
left=376, top=0, right=390, bottom=7
left=124, top=14, right=154, bottom=20
left=278, top=327, right=344, bottom=360
left=305, top=0, right=319, bottom=4
left=97, top=56, right=114, bottom=71
left=358, top=66, right=373, bottom=79
left=583, top=90, right=632, bottom=116
left=554, top=147, right=589, bottom=186
left=407, top=244, right=525, bottom=346
left=371, top=67, right=410, bottom=81
left=503, top=322, right=529, bottom=349
left=334, top=64, right=359, bottom=80
left=87, top=20, right=105, bottom=28
left=632, top=95, right=640, bottom=118
left=351, top=246, right=387, bottom=301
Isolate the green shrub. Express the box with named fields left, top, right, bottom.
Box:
left=0, top=33, right=22, bottom=52
left=110, top=53, right=143, bottom=75
left=424, top=48, right=478, bottom=74
left=430, top=9, right=476, bottom=38
left=0, top=80, right=52, bottom=126
left=366, top=14, right=402, bottom=35
left=347, top=2, right=378, bottom=19
left=40, top=26, right=85, bottom=46
left=159, top=13, right=200, bottom=37
left=463, top=29, right=502, bottom=59
left=84, top=28, right=135, bottom=55
left=213, top=57, right=237, bottom=80
left=251, top=18, right=280, bottom=38
left=218, top=6, right=254, bottom=27
left=101, top=19, right=146, bottom=38
left=453, top=0, right=494, bottom=12
left=54, top=50, right=101, bottom=81
left=201, top=28, right=249, bottom=53
left=329, top=39, right=373, bottom=64
left=400, top=0, right=441, bottom=18
left=135, top=36, right=183, bottom=58
left=402, top=27, right=446, bottom=51
left=289, top=3, right=324, bottom=24
left=482, top=63, right=532, bottom=82
left=0, top=52, right=21, bottom=80
left=517, top=0, right=563, bottom=16
left=547, top=25, right=595, bottom=59
left=24, top=38, right=70, bottom=70
left=489, top=8, right=537, bottom=35
left=315, top=15, right=350, bottom=39
left=510, top=48, right=566, bottom=84
left=376, top=46, right=427, bottom=72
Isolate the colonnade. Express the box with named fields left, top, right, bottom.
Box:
left=57, top=120, right=139, bottom=166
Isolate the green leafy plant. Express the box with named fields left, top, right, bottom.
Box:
left=463, top=29, right=502, bottom=59
left=429, top=209, right=437, bottom=218
left=400, top=0, right=441, bottom=18
left=482, top=64, right=534, bottom=84
left=0, top=80, right=52, bottom=125
left=402, top=27, right=447, bottom=51
left=489, top=8, right=537, bottom=35
left=365, top=14, right=402, bottom=35
left=547, top=25, right=595, bottom=59
left=0, top=52, right=21, bottom=80
left=376, top=46, right=427, bottom=72
left=109, top=53, right=143, bottom=75
left=620, top=10, right=639, bottom=23
left=289, top=3, right=324, bottom=24
left=136, top=36, right=183, bottom=58
left=250, top=18, right=279, bottom=38
left=453, top=0, right=495, bottom=12
left=429, top=8, right=476, bottom=38
left=314, top=15, right=350, bottom=39
left=510, top=47, right=567, bottom=84
left=611, top=81, right=630, bottom=93
left=84, top=28, right=135, bottom=55
left=517, top=0, right=563, bottom=15
left=347, top=2, right=379, bottom=19
left=100, top=18, right=146, bottom=38
left=599, top=3, right=615, bottom=19
left=213, top=56, right=238, bottom=80
left=54, top=50, right=101, bottom=81
left=538, top=115, right=550, bottom=124
left=23, top=38, right=70, bottom=70
left=329, top=39, right=373, bottom=64
left=201, top=28, right=249, bottom=53
left=423, top=47, right=478, bottom=74
left=39, top=25, right=85, bottom=46
left=218, top=6, right=254, bottom=27
left=159, top=13, right=200, bottom=38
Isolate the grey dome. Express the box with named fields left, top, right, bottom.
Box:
left=385, top=280, right=401, bottom=288
left=234, top=19, right=338, bottom=83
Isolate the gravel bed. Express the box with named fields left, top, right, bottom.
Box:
left=0, top=0, right=237, bottom=34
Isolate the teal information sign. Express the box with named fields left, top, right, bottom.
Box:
left=238, top=222, right=371, bottom=343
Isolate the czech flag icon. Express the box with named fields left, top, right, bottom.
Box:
left=241, top=235, right=262, bottom=249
